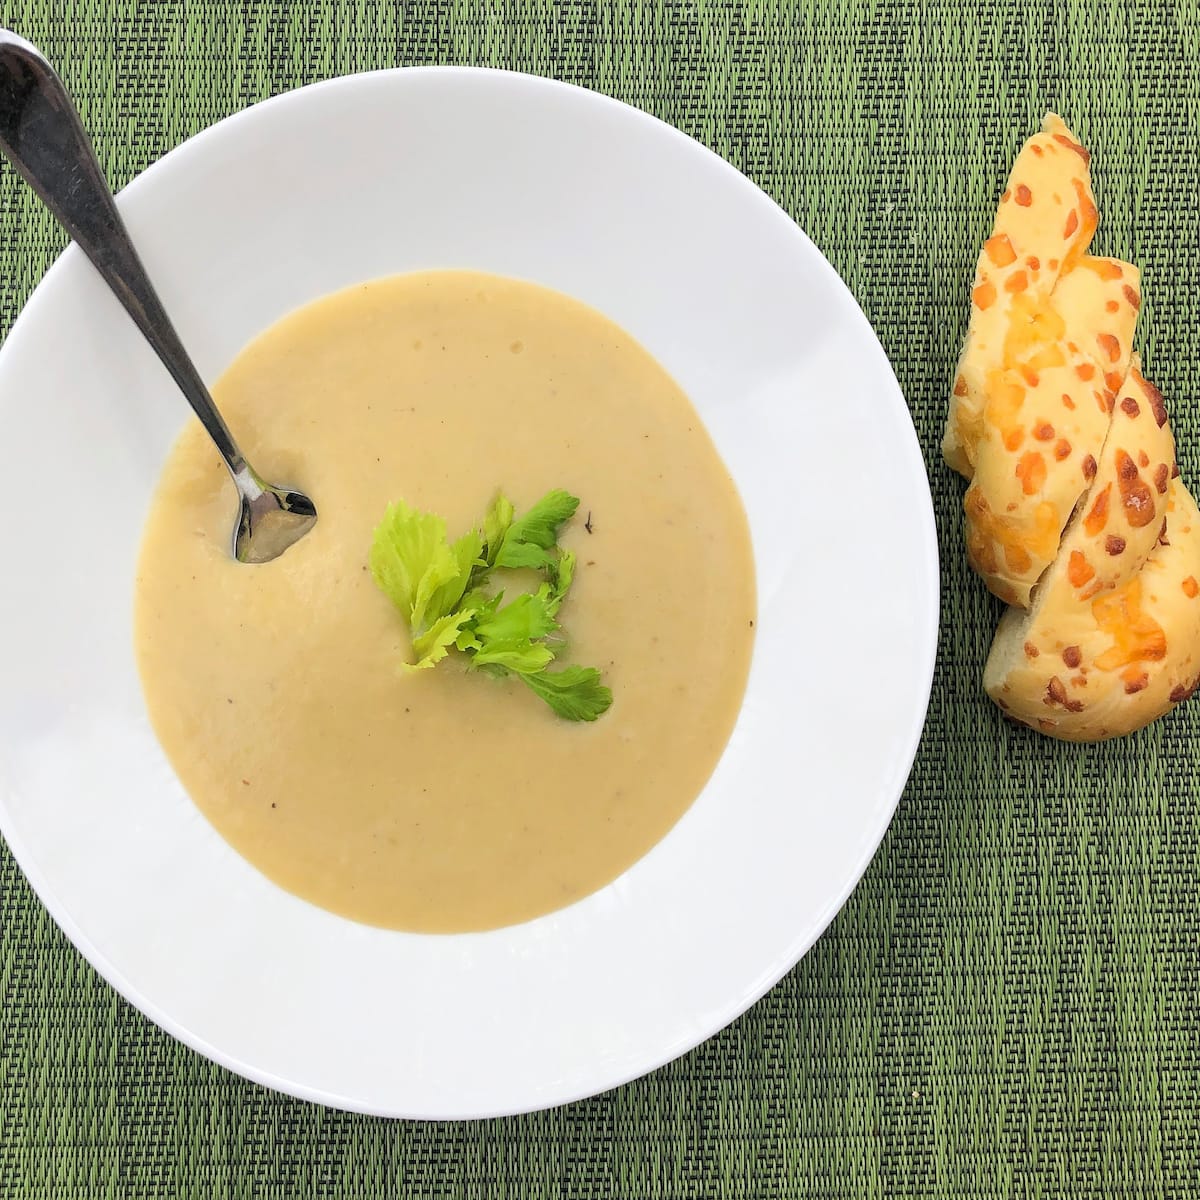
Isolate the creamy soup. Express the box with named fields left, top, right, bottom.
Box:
left=135, top=272, right=755, bottom=932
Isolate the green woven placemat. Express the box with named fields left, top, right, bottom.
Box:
left=3, top=1, right=1199, bottom=1195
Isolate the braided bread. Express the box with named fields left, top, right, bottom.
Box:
left=945, top=114, right=1200, bottom=740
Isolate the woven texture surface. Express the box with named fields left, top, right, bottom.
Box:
left=3, top=1, right=1200, bottom=1195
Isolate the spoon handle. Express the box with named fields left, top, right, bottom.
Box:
left=0, top=29, right=246, bottom=474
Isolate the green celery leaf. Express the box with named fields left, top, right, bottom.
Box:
left=546, top=550, right=575, bottom=615
left=467, top=590, right=560, bottom=672
left=369, top=501, right=478, bottom=634
left=491, top=540, right=555, bottom=571
left=472, top=641, right=556, bottom=673
left=481, top=493, right=515, bottom=568
left=369, top=500, right=450, bottom=624
left=521, top=666, right=613, bottom=721
left=494, top=489, right=579, bottom=569
left=452, top=589, right=499, bottom=652
left=472, top=589, right=559, bottom=645
left=409, top=607, right=477, bottom=671
left=424, top=530, right=482, bottom=624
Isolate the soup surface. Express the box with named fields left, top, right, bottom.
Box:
left=135, top=271, right=755, bottom=932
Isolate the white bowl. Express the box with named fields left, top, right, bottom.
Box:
left=0, top=67, right=938, bottom=1117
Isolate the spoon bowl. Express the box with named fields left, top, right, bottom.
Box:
left=232, top=464, right=319, bottom=564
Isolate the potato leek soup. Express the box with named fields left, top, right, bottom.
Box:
left=134, top=271, right=755, bottom=932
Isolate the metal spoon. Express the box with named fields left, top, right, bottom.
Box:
left=0, top=30, right=316, bottom=563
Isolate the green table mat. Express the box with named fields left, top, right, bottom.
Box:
left=3, top=1, right=1200, bottom=1195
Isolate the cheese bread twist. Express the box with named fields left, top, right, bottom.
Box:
left=945, top=114, right=1200, bottom=740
